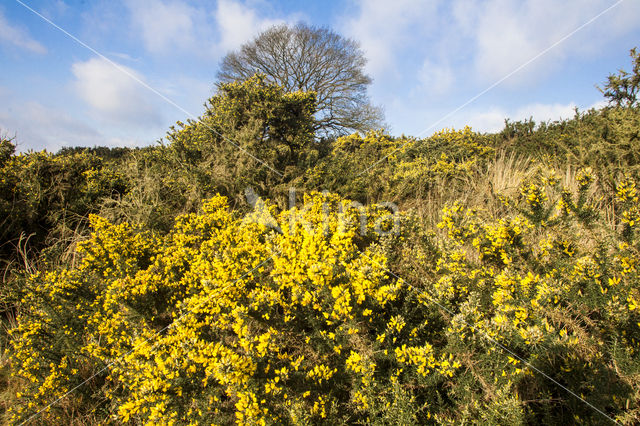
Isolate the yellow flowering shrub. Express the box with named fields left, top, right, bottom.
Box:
left=425, top=171, right=640, bottom=423
left=10, top=192, right=462, bottom=424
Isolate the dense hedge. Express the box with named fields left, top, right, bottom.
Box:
left=8, top=175, right=640, bottom=424
left=2, top=63, right=640, bottom=424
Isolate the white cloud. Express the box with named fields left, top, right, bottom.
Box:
left=418, top=60, right=454, bottom=96
left=517, top=102, right=578, bottom=123
left=125, top=0, right=199, bottom=54
left=465, top=102, right=578, bottom=133
left=41, top=1, right=70, bottom=20
left=461, top=108, right=507, bottom=133
left=341, top=0, right=640, bottom=103
left=459, top=0, right=640, bottom=85
left=0, top=9, right=47, bottom=54
left=124, top=0, right=287, bottom=57
left=153, top=75, right=214, bottom=117
left=588, top=99, right=608, bottom=111
left=340, top=0, right=440, bottom=75
left=400, top=102, right=581, bottom=137
left=0, top=99, right=125, bottom=152
left=71, top=57, right=162, bottom=127
left=214, top=0, right=283, bottom=53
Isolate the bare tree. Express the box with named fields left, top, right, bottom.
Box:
left=217, top=23, right=384, bottom=137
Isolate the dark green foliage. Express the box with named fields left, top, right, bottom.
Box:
left=166, top=74, right=318, bottom=195
left=0, top=136, right=15, bottom=167
left=301, top=127, right=494, bottom=205
left=0, top=147, right=130, bottom=266
left=599, top=48, right=640, bottom=108
left=494, top=108, right=640, bottom=174
left=55, top=145, right=134, bottom=161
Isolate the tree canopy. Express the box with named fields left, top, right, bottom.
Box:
left=599, top=47, right=640, bottom=108
left=217, top=23, right=384, bottom=137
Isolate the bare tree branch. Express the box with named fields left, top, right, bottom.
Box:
left=217, top=23, right=384, bottom=137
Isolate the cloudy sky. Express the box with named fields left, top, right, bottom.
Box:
left=1, top=0, right=639, bottom=152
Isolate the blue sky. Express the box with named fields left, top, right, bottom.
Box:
left=1, top=0, right=639, bottom=152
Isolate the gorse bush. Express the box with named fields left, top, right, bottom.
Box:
left=9, top=175, right=640, bottom=424
left=0, top=143, right=131, bottom=362
left=11, top=193, right=406, bottom=424
left=162, top=74, right=318, bottom=205
left=495, top=108, right=640, bottom=180
left=0, top=76, right=320, bottom=260
left=303, top=126, right=494, bottom=205
left=0, top=145, right=129, bottom=265
left=92, top=75, right=321, bottom=234
left=4, top=49, right=640, bottom=425
left=431, top=170, right=640, bottom=424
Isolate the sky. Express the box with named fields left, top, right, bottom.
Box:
left=1, top=0, right=639, bottom=152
